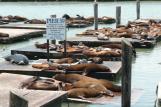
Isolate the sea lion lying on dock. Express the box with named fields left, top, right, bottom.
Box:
left=52, top=58, right=75, bottom=64
left=58, top=63, right=111, bottom=75
left=21, top=77, right=69, bottom=91
left=67, top=83, right=114, bottom=99
left=54, top=74, right=121, bottom=92
left=24, top=19, right=46, bottom=24
left=82, top=48, right=121, bottom=57
left=5, top=54, right=29, bottom=65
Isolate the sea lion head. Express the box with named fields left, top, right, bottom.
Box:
left=88, top=57, right=103, bottom=64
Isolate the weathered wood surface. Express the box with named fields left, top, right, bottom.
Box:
left=0, top=89, right=67, bottom=107
left=0, top=73, right=67, bottom=107
left=11, top=45, right=64, bottom=60
left=0, top=61, right=64, bottom=77
left=0, top=24, right=45, bottom=30
left=121, top=39, right=133, bottom=107
left=0, top=28, right=45, bottom=43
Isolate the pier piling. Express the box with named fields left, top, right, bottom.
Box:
left=94, top=1, right=98, bottom=30
left=136, top=0, right=140, bottom=19
left=121, top=39, right=133, bottom=107
left=116, top=6, right=121, bottom=28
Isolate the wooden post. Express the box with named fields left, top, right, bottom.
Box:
left=50, top=14, right=56, bottom=45
left=63, top=18, right=67, bottom=57
left=136, top=0, right=140, bottom=19
left=9, top=91, right=28, bottom=107
left=47, top=39, right=50, bottom=62
left=94, top=1, right=98, bottom=30
left=121, top=39, right=133, bottom=107
left=116, top=6, right=121, bottom=28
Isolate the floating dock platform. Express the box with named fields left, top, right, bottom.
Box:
left=11, top=45, right=121, bottom=61
left=0, top=73, right=67, bottom=107
left=0, top=59, right=121, bottom=80
left=0, top=23, right=46, bottom=30
left=59, top=36, right=156, bottom=48
left=11, top=45, right=64, bottom=60
left=0, top=60, right=65, bottom=77
left=0, top=28, right=45, bottom=43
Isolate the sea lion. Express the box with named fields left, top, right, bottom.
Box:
left=54, top=74, right=121, bottom=92
left=101, top=44, right=122, bottom=49
left=67, top=85, right=114, bottom=99
left=24, top=19, right=46, bottom=24
left=82, top=49, right=121, bottom=57
left=58, top=63, right=111, bottom=75
left=72, top=81, right=114, bottom=97
left=88, top=57, right=103, bottom=64
left=53, top=58, right=75, bottom=64
left=5, top=54, right=29, bottom=65
left=21, top=77, right=64, bottom=91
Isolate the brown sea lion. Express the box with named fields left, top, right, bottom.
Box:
left=67, top=85, right=114, bottom=99
left=68, top=88, right=102, bottom=99
left=82, top=49, right=121, bottom=57
left=21, top=77, right=65, bottom=90
left=72, top=81, right=114, bottom=97
left=54, top=74, right=121, bottom=92
left=58, top=63, right=111, bottom=75
left=101, top=44, right=122, bottom=49
left=53, top=58, right=75, bottom=64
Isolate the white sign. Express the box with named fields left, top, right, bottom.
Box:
left=46, top=18, right=66, bottom=40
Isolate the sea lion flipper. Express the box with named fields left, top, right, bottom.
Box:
left=78, top=95, right=86, bottom=100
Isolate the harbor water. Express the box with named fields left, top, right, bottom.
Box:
left=0, top=1, right=161, bottom=107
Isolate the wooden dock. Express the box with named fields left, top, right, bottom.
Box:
left=11, top=45, right=64, bottom=60
left=0, top=23, right=46, bottom=30
left=0, top=59, right=121, bottom=80
left=59, top=36, right=156, bottom=48
left=0, top=60, right=65, bottom=77
left=36, top=59, right=122, bottom=80
left=0, top=28, right=45, bottom=43
left=0, top=73, right=67, bottom=107
left=11, top=45, right=121, bottom=61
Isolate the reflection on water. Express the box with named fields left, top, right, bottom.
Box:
left=0, top=1, right=161, bottom=107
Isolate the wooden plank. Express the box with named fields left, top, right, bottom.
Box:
left=121, top=39, right=133, bottom=107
